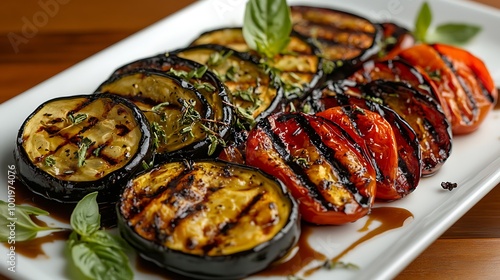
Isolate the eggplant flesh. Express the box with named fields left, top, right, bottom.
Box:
left=14, top=93, right=153, bottom=203
left=173, top=44, right=283, bottom=123
left=97, top=70, right=219, bottom=161
left=191, top=27, right=324, bottom=99
left=118, top=159, right=299, bottom=279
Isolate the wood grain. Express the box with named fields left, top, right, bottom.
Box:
left=0, top=0, right=499, bottom=279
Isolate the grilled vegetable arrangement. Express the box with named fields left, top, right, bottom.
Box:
left=11, top=0, right=498, bottom=279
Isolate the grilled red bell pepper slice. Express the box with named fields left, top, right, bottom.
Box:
left=317, top=105, right=403, bottom=200
left=398, top=44, right=497, bottom=134
left=246, top=113, right=376, bottom=225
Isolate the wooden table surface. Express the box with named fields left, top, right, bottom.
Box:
left=1, top=0, right=499, bottom=279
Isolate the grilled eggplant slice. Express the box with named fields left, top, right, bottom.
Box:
left=118, top=159, right=299, bottom=279
left=172, top=44, right=283, bottom=125
left=309, top=86, right=421, bottom=197
left=108, top=53, right=233, bottom=135
left=246, top=112, right=376, bottom=225
left=317, top=106, right=402, bottom=201
left=97, top=69, right=225, bottom=162
left=191, top=27, right=325, bottom=99
left=290, top=5, right=382, bottom=79
left=14, top=93, right=153, bottom=203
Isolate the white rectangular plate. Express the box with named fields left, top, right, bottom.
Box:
left=1, top=0, right=500, bottom=279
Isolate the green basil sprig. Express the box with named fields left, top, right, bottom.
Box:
left=0, top=201, right=63, bottom=242
left=242, top=0, right=292, bottom=58
left=1, top=192, right=133, bottom=280
left=414, top=2, right=481, bottom=45
left=67, top=192, right=133, bottom=280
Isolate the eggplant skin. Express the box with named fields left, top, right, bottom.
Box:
left=117, top=159, right=300, bottom=279
left=13, top=93, right=153, bottom=203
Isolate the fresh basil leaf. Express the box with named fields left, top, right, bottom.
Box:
left=83, top=230, right=130, bottom=251
left=70, top=242, right=133, bottom=280
left=414, top=2, right=432, bottom=43
left=243, top=0, right=292, bottom=58
left=70, top=192, right=100, bottom=237
left=0, top=201, right=58, bottom=242
left=431, top=23, right=481, bottom=45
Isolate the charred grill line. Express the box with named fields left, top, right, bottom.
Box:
left=438, top=54, right=478, bottom=124
left=167, top=184, right=222, bottom=236
left=127, top=167, right=194, bottom=221
left=294, top=21, right=375, bottom=37
left=293, top=114, right=369, bottom=206
left=258, top=118, right=334, bottom=210
left=202, top=192, right=265, bottom=254
left=318, top=85, right=420, bottom=191
left=342, top=106, right=384, bottom=183
left=67, top=98, right=94, bottom=116
left=293, top=17, right=376, bottom=36
left=314, top=38, right=362, bottom=51
left=385, top=113, right=419, bottom=189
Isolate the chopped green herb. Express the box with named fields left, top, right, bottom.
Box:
left=192, top=65, right=208, bottom=78
left=44, top=155, right=56, bottom=167
left=232, top=87, right=256, bottom=103
left=68, top=113, right=88, bottom=125
left=295, top=157, right=309, bottom=168
left=194, top=82, right=216, bottom=92
left=168, top=65, right=208, bottom=80
left=320, top=58, right=336, bottom=76
left=92, top=146, right=103, bottom=157
left=302, top=103, right=312, bottom=114
left=364, top=96, right=384, bottom=105
left=152, top=102, right=170, bottom=113
left=427, top=69, right=442, bottom=82
left=151, top=122, right=167, bottom=149
left=207, top=50, right=234, bottom=67
left=224, top=65, right=239, bottom=82
left=235, top=106, right=257, bottom=129
left=179, top=99, right=202, bottom=125
left=77, top=137, right=92, bottom=167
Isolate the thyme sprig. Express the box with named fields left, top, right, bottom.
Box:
left=68, top=113, right=88, bottom=125
left=77, top=137, right=93, bottom=167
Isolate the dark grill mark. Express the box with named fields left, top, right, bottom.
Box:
left=258, top=118, right=334, bottom=210
left=201, top=192, right=265, bottom=254
left=159, top=170, right=223, bottom=233
left=115, top=124, right=131, bottom=136
left=342, top=106, right=384, bottom=183
left=439, top=54, right=478, bottom=124
left=294, top=114, right=369, bottom=206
